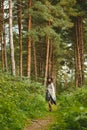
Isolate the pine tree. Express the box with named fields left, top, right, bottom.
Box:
left=27, top=0, right=32, bottom=78
left=17, top=0, right=23, bottom=76
left=9, top=0, right=16, bottom=76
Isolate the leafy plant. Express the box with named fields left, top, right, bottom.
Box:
left=50, top=87, right=87, bottom=130
left=0, top=74, right=46, bottom=130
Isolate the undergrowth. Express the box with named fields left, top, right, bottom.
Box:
left=0, top=74, right=47, bottom=130
left=50, top=87, right=87, bottom=130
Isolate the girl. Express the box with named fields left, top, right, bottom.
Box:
left=46, top=78, right=56, bottom=111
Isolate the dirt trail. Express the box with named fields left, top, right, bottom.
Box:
left=25, top=116, right=53, bottom=130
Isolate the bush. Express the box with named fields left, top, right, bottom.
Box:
left=0, top=75, right=46, bottom=130
left=51, top=87, right=87, bottom=130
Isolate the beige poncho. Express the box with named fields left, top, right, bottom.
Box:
left=47, top=83, right=56, bottom=103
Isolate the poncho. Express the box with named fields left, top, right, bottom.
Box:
left=47, top=83, right=56, bottom=104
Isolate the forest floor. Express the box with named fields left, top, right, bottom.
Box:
left=25, top=106, right=58, bottom=130
left=24, top=103, right=59, bottom=130
left=25, top=115, right=53, bottom=130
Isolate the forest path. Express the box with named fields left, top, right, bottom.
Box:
left=25, top=115, right=53, bottom=130
left=24, top=104, right=59, bottom=130
left=25, top=103, right=58, bottom=130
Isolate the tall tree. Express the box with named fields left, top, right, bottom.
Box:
left=32, top=42, right=37, bottom=80
left=3, top=28, right=8, bottom=71
left=0, top=0, right=3, bottom=42
left=75, top=16, right=84, bottom=87
left=9, top=0, right=16, bottom=76
left=17, top=0, right=23, bottom=76
left=48, top=42, right=52, bottom=77
left=44, top=35, right=50, bottom=86
left=27, top=0, right=32, bottom=78
left=0, top=0, right=4, bottom=71
left=74, top=0, right=86, bottom=87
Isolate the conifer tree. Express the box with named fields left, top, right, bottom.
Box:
left=9, top=0, right=16, bottom=76
left=27, top=0, right=32, bottom=78
left=17, top=0, right=23, bottom=76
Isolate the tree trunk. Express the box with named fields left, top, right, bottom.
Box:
left=27, top=0, right=32, bottom=78
left=51, top=53, right=56, bottom=86
left=0, top=0, right=3, bottom=43
left=48, top=42, right=52, bottom=77
left=17, top=0, right=23, bottom=77
left=44, top=36, right=50, bottom=86
left=79, top=17, right=84, bottom=83
left=33, top=42, right=37, bottom=80
left=75, top=17, right=84, bottom=87
left=1, top=37, right=4, bottom=71
left=75, top=18, right=79, bottom=87
left=0, top=0, right=4, bottom=71
left=9, top=0, right=16, bottom=76
left=3, top=28, right=8, bottom=71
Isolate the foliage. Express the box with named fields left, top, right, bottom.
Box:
left=50, top=87, right=87, bottom=130
left=0, top=74, right=46, bottom=130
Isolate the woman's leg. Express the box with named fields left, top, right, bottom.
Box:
left=48, top=100, right=52, bottom=111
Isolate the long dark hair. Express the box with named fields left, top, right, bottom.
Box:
left=47, top=77, right=53, bottom=85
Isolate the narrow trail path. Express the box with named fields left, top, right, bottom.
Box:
left=25, top=105, right=58, bottom=130
left=25, top=114, right=55, bottom=130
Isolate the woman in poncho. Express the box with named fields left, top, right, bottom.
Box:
left=46, top=77, right=56, bottom=111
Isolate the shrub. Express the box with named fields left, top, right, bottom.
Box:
left=51, top=87, right=87, bottom=130
left=0, top=75, right=46, bottom=130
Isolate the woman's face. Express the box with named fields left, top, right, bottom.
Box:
left=48, top=78, right=51, bottom=83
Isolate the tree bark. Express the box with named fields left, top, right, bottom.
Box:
left=1, top=37, right=4, bottom=71
left=17, top=0, right=23, bottom=77
left=0, top=0, right=3, bottom=43
left=33, top=42, right=37, bottom=80
left=44, top=36, right=50, bottom=86
left=27, top=0, right=32, bottom=78
left=79, top=17, right=84, bottom=83
left=0, top=0, right=4, bottom=71
left=75, top=17, right=84, bottom=87
left=48, top=42, right=52, bottom=77
left=3, top=28, right=8, bottom=71
left=9, top=0, right=16, bottom=76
